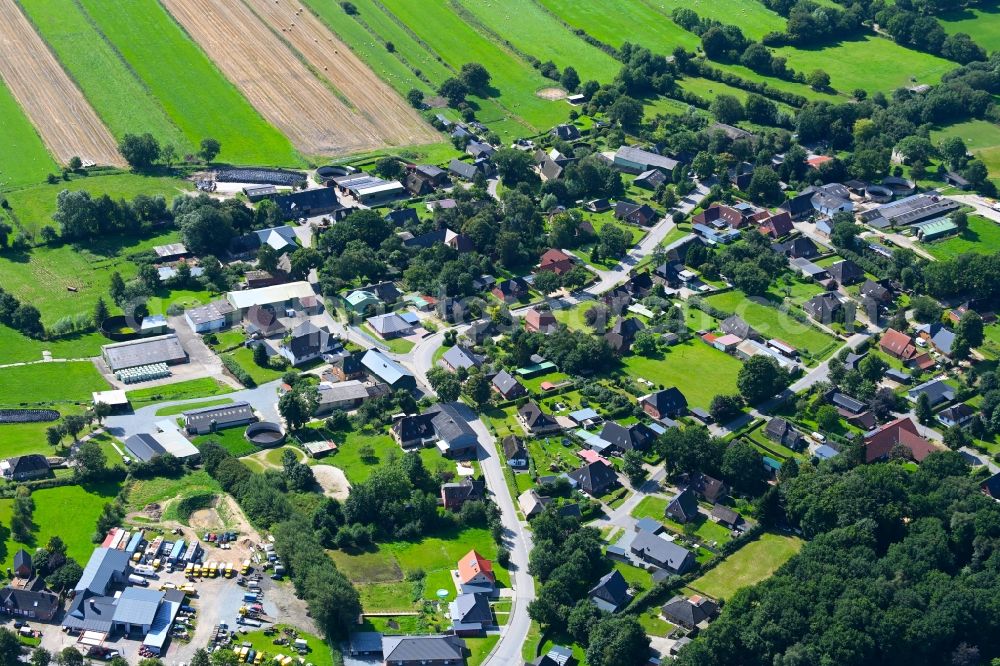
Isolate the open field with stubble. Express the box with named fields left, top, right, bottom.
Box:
left=160, top=0, right=433, bottom=157
left=76, top=0, right=301, bottom=166
left=0, top=0, right=123, bottom=166
left=16, top=0, right=191, bottom=153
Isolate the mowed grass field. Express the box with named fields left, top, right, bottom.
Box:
left=619, top=339, right=742, bottom=409
left=640, top=0, right=787, bottom=41
left=923, top=215, right=1000, bottom=260
left=687, top=532, right=803, bottom=600
left=939, top=6, right=1000, bottom=52
left=0, top=482, right=121, bottom=568
left=454, top=0, right=619, bottom=82
left=0, top=327, right=106, bottom=365
left=775, top=35, right=954, bottom=95
left=705, top=290, right=839, bottom=361
left=0, top=77, right=59, bottom=189
left=19, top=0, right=190, bottom=153
left=932, top=120, right=1000, bottom=182
left=75, top=0, right=301, bottom=166
left=0, top=361, right=108, bottom=406
left=379, top=0, right=568, bottom=131
left=536, top=0, right=698, bottom=52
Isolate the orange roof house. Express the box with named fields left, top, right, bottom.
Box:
left=538, top=248, right=575, bottom=276
left=457, top=550, right=495, bottom=592
left=863, top=416, right=939, bottom=463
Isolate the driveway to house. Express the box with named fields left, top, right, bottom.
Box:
left=103, top=379, right=283, bottom=441
left=583, top=182, right=709, bottom=296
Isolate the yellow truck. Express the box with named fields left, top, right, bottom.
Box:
left=240, top=559, right=251, bottom=575
left=225, top=562, right=234, bottom=578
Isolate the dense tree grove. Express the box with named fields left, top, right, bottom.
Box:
left=677, top=451, right=1000, bottom=665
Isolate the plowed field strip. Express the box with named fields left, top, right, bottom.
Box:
left=160, top=0, right=425, bottom=155
left=0, top=0, right=123, bottom=166
left=248, top=0, right=435, bottom=146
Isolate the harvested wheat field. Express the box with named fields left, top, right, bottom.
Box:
left=0, top=0, right=123, bottom=166
left=161, top=0, right=435, bottom=156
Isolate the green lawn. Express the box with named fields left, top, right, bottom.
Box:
left=0, top=361, right=108, bottom=406
left=705, top=290, right=839, bottom=362
left=224, top=347, right=286, bottom=385
left=328, top=526, right=508, bottom=611
left=932, top=120, right=1000, bottom=184
left=537, top=0, right=699, bottom=53
left=0, top=482, right=120, bottom=568
left=154, top=398, right=234, bottom=416
left=76, top=0, right=301, bottom=166
left=363, top=324, right=416, bottom=354
left=126, top=377, right=233, bottom=406
left=0, top=77, right=59, bottom=189
left=467, top=635, right=500, bottom=666
left=3, top=172, right=190, bottom=238
left=619, top=340, right=742, bottom=410
left=18, top=0, right=191, bottom=153
left=0, top=327, right=106, bottom=365
left=631, top=496, right=668, bottom=521
left=234, top=624, right=335, bottom=666
left=687, top=532, right=803, bottom=600
left=305, top=427, right=398, bottom=485
left=775, top=35, right=954, bottom=96
left=193, top=428, right=257, bottom=458
left=923, top=215, right=1000, bottom=260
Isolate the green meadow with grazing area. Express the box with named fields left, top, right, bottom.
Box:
left=775, top=35, right=954, bottom=95
left=0, top=327, right=106, bottom=365
left=932, top=120, right=1000, bottom=183
left=0, top=482, right=121, bottom=568
left=454, top=0, right=619, bottom=82
left=0, top=78, right=59, bottom=189
left=76, top=0, right=301, bottom=166
left=536, top=0, right=698, bottom=52
left=378, top=0, right=567, bottom=131
left=939, top=6, right=1000, bottom=53
left=19, top=0, right=190, bottom=152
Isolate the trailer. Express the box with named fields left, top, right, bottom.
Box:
left=242, top=593, right=260, bottom=603
left=125, top=531, right=143, bottom=554
left=144, top=536, right=163, bottom=562
left=101, top=528, right=120, bottom=548
left=185, top=540, right=201, bottom=563
left=116, top=531, right=131, bottom=550
left=168, top=539, right=185, bottom=563
left=108, top=529, right=125, bottom=550
left=237, top=617, right=261, bottom=628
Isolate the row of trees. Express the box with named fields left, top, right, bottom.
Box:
left=52, top=190, right=170, bottom=241
left=118, top=133, right=220, bottom=171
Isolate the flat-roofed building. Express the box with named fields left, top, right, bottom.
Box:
left=102, top=335, right=187, bottom=373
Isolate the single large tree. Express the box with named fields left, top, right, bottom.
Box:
left=119, top=133, right=161, bottom=170
left=737, top=355, right=790, bottom=405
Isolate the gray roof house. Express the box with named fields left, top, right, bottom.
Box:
left=907, top=379, right=955, bottom=408
left=362, top=349, right=416, bottom=390
left=613, top=145, right=678, bottom=175
left=588, top=570, right=631, bottom=613
left=382, top=635, right=467, bottom=665
left=660, top=594, right=719, bottom=630
left=492, top=369, right=527, bottom=400
left=630, top=529, right=695, bottom=573
left=441, top=345, right=485, bottom=372
left=765, top=417, right=804, bottom=450
left=598, top=422, right=656, bottom=453
left=666, top=488, right=699, bottom=523
left=278, top=321, right=336, bottom=366
left=721, top=315, right=758, bottom=341
left=939, top=403, right=976, bottom=428
left=448, top=593, right=491, bottom=635
left=425, top=402, right=479, bottom=456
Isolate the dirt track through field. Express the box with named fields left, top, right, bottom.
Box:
left=0, top=0, right=124, bottom=166
left=160, top=0, right=437, bottom=156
